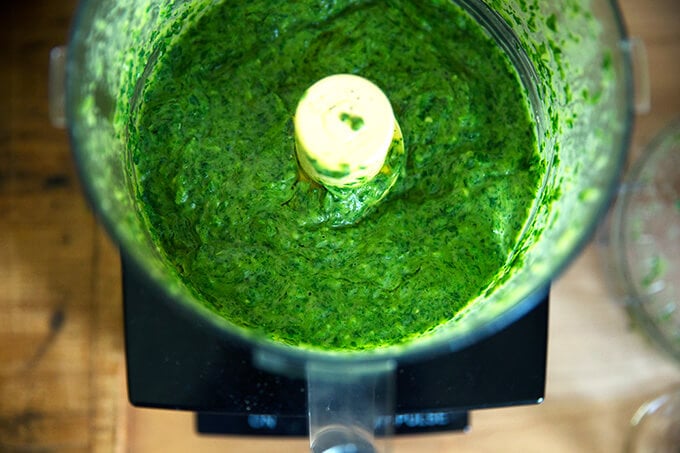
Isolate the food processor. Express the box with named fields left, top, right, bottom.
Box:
left=59, top=0, right=634, bottom=451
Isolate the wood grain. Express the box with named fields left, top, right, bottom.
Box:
left=2, top=2, right=126, bottom=452
left=2, top=0, right=679, bottom=452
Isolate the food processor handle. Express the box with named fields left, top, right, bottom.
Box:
left=624, top=37, right=651, bottom=115
left=306, top=359, right=397, bottom=453
left=48, top=46, right=67, bottom=129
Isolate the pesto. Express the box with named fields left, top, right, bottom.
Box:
left=339, top=112, right=365, bottom=132
left=130, top=0, right=544, bottom=351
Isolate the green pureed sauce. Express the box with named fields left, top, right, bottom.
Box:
left=130, top=0, right=545, bottom=351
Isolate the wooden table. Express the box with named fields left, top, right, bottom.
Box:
left=2, top=1, right=679, bottom=451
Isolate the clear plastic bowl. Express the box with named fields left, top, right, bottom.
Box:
left=609, top=118, right=680, bottom=362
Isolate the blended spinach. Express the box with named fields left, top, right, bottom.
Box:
left=129, top=0, right=544, bottom=351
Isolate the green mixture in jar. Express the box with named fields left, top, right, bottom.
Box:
left=129, top=0, right=545, bottom=351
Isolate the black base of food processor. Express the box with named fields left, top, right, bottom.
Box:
left=123, top=254, right=548, bottom=437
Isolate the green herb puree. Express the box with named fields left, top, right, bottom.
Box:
left=130, top=0, right=545, bottom=351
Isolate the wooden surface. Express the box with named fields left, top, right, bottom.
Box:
left=3, top=1, right=125, bottom=452
left=2, top=0, right=679, bottom=452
